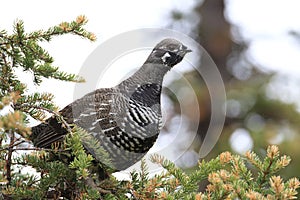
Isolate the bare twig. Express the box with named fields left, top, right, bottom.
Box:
left=5, top=130, right=14, bottom=186
left=0, top=146, right=66, bottom=153
left=85, top=177, right=112, bottom=194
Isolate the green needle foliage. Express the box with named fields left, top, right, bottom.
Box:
left=123, top=145, right=299, bottom=200
left=0, top=17, right=299, bottom=200
left=0, top=16, right=108, bottom=199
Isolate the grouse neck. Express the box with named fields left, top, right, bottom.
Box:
left=119, top=63, right=170, bottom=88
left=117, top=63, right=170, bottom=106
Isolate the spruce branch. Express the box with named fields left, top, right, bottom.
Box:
left=0, top=16, right=108, bottom=199
left=0, top=15, right=92, bottom=89
left=125, top=146, right=300, bottom=199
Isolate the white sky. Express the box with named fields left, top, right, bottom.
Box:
left=226, top=0, right=300, bottom=75
left=1, top=0, right=196, bottom=109
left=1, top=0, right=299, bottom=106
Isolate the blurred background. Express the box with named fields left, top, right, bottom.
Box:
left=162, top=0, right=300, bottom=181
left=163, top=0, right=300, bottom=181
left=1, top=0, right=300, bottom=186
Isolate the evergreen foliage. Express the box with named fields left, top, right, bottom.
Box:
left=124, top=146, right=299, bottom=199
left=0, top=16, right=106, bottom=199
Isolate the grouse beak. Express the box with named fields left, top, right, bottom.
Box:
left=182, top=45, right=192, bottom=54
left=185, top=48, right=192, bottom=53
left=178, top=46, right=192, bottom=58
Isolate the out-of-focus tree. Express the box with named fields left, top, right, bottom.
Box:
left=166, top=0, right=300, bottom=184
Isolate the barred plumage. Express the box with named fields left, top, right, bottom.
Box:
left=30, top=38, right=191, bottom=170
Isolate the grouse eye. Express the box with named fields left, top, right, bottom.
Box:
left=161, top=52, right=172, bottom=63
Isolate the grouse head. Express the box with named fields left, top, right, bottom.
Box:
left=145, top=38, right=192, bottom=68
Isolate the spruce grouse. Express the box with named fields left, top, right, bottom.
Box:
left=30, top=38, right=192, bottom=170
